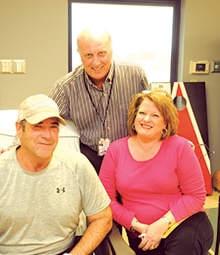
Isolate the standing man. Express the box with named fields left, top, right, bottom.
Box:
left=49, top=28, right=150, bottom=173
left=0, top=94, right=112, bottom=255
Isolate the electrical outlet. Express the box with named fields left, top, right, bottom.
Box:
left=12, top=59, right=26, bottom=73
left=0, top=60, right=12, bottom=73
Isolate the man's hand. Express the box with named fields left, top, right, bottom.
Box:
left=0, top=147, right=8, bottom=155
left=69, top=205, right=112, bottom=255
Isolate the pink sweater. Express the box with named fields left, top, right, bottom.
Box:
left=99, top=135, right=206, bottom=231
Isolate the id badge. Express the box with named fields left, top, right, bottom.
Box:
left=98, top=138, right=110, bottom=156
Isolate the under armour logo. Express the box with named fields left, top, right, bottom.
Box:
left=57, top=187, right=65, bottom=193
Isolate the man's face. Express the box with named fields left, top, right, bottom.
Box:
left=78, top=36, right=112, bottom=85
left=17, top=117, right=59, bottom=160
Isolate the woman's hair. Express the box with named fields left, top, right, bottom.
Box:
left=127, top=89, right=179, bottom=140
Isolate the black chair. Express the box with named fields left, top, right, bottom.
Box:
left=215, top=195, right=220, bottom=255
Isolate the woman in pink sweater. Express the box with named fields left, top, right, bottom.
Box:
left=99, top=90, right=213, bottom=255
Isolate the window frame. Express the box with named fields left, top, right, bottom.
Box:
left=68, top=0, right=181, bottom=82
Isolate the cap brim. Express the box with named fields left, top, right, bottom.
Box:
left=25, top=112, right=66, bottom=126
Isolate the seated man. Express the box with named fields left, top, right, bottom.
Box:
left=0, top=94, right=112, bottom=255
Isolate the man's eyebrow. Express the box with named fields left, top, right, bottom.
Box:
left=51, top=121, right=59, bottom=125
left=34, top=120, right=59, bottom=125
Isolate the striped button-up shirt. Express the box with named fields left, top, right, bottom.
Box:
left=49, top=61, right=149, bottom=151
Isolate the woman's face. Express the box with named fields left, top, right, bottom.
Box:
left=134, top=98, right=166, bottom=140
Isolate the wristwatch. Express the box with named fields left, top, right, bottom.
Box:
left=162, top=216, right=172, bottom=227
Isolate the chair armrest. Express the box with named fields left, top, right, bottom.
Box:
left=108, top=223, right=135, bottom=255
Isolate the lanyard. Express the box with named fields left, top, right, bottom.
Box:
left=83, top=72, right=114, bottom=134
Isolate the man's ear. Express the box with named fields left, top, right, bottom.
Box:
left=16, top=121, right=22, bottom=139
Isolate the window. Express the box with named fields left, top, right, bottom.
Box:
left=68, top=0, right=181, bottom=83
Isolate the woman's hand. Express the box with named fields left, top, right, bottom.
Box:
left=138, top=218, right=168, bottom=251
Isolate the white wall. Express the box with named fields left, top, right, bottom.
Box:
left=0, top=0, right=68, bottom=109
left=180, top=0, right=220, bottom=173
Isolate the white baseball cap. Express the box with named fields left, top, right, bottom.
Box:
left=18, top=94, right=66, bottom=126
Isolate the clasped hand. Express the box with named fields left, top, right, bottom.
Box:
left=137, top=218, right=168, bottom=251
